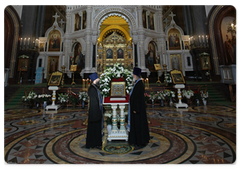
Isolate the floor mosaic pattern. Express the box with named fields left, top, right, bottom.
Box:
left=4, top=105, right=236, bottom=164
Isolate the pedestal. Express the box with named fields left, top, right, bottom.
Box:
left=103, top=97, right=128, bottom=141
left=174, top=84, right=188, bottom=109
left=46, top=86, right=61, bottom=111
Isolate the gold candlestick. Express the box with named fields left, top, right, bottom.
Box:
left=82, top=79, right=85, bottom=89
left=61, top=65, right=66, bottom=86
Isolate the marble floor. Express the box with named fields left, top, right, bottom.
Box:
left=4, top=104, right=236, bottom=164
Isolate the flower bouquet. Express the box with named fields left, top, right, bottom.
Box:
left=193, top=90, right=201, bottom=106
left=182, top=90, right=194, bottom=99
left=200, top=90, right=208, bottom=105
left=99, top=63, right=133, bottom=97
left=22, top=91, right=37, bottom=108
left=58, top=93, right=69, bottom=104
left=38, top=94, right=51, bottom=103
left=79, top=91, right=88, bottom=102
left=156, top=91, right=166, bottom=106
left=79, top=91, right=88, bottom=108
left=68, top=92, right=79, bottom=108
left=164, top=90, right=176, bottom=106
left=144, top=92, right=150, bottom=103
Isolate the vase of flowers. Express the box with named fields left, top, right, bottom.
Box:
left=194, top=90, right=201, bottom=106
left=22, top=91, right=37, bottom=108
left=164, top=90, right=175, bottom=106
left=79, top=91, right=88, bottom=108
left=201, top=90, right=208, bottom=106
left=156, top=91, right=165, bottom=107
left=182, top=90, right=194, bottom=105
left=58, top=93, right=69, bottom=108
left=150, top=92, right=157, bottom=107
left=68, top=92, right=79, bottom=109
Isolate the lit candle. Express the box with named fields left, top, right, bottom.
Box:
left=198, top=35, right=201, bottom=44
left=24, top=38, right=26, bottom=46
left=82, top=79, right=85, bottom=88
left=202, top=35, right=205, bottom=44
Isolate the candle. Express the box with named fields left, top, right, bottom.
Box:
left=82, top=79, right=85, bottom=88
left=202, top=35, right=205, bottom=44
left=198, top=35, right=201, bottom=44
left=24, top=38, right=26, bottom=45
left=28, top=38, right=30, bottom=46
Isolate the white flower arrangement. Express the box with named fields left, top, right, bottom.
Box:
left=79, top=91, right=88, bottom=101
left=22, top=91, right=37, bottom=102
left=182, top=90, right=194, bottom=99
left=200, top=90, right=208, bottom=100
left=156, top=91, right=166, bottom=100
left=164, top=90, right=176, bottom=98
left=58, top=93, right=69, bottom=103
left=38, top=94, right=51, bottom=101
left=100, top=63, right=133, bottom=97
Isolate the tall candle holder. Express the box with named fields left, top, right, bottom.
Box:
left=61, top=65, right=66, bottom=86
left=70, top=65, right=77, bottom=85
left=163, top=64, right=168, bottom=86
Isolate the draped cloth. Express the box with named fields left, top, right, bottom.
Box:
left=127, top=78, right=141, bottom=132
left=86, top=84, right=104, bottom=148
left=127, top=79, right=150, bottom=146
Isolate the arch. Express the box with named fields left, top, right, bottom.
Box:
left=5, top=6, right=21, bottom=79
left=208, top=5, right=236, bottom=74
left=93, top=7, right=137, bottom=33
left=98, top=25, right=132, bottom=42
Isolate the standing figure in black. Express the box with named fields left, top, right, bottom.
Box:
left=127, top=67, right=150, bottom=148
left=86, top=72, right=104, bottom=149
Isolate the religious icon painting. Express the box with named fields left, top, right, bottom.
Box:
left=148, top=12, right=155, bottom=30
left=48, top=71, right=63, bottom=87
left=170, top=70, right=185, bottom=84
left=170, top=54, right=182, bottom=71
left=168, top=28, right=181, bottom=50
left=74, top=13, right=81, bottom=31
left=142, top=10, right=147, bottom=29
left=39, top=43, right=45, bottom=52
left=82, top=11, right=87, bottom=29
left=17, top=58, right=29, bottom=72
left=117, top=48, right=124, bottom=58
left=184, top=41, right=190, bottom=50
left=47, top=56, right=59, bottom=78
left=48, top=30, right=61, bottom=52
left=200, top=55, right=211, bottom=70
left=106, top=48, right=113, bottom=59
left=146, top=41, right=157, bottom=71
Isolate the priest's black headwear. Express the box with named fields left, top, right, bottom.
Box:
left=133, top=67, right=141, bottom=76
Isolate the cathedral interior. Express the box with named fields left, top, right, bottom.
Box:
left=4, top=5, right=236, bottom=165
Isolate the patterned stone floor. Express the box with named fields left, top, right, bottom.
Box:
left=4, top=104, right=236, bottom=164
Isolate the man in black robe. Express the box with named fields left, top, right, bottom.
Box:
left=128, top=67, right=150, bottom=148
left=86, top=72, right=104, bottom=149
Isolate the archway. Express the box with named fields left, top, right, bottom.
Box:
left=97, top=15, right=133, bottom=74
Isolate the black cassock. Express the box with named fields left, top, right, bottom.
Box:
left=129, top=80, right=150, bottom=146
left=86, top=84, right=103, bottom=148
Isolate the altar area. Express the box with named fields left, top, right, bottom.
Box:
left=99, top=63, right=133, bottom=141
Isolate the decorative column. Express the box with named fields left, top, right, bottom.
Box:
left=111, top=105, right=118, bottom=132
left=84, top=6, right=93, bottom=72
left=119, top=105, right=126, bottom=132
